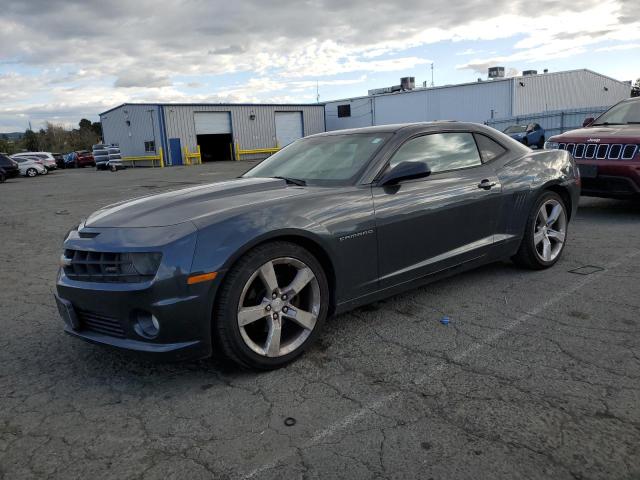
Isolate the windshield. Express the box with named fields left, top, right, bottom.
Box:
left=243, top=133, right=391, bottom=186
left=593, top=100, right=640, bottom=125
left=504, top=125, right=527, bottom=133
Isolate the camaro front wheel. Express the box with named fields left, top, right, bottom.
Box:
left=513, top=191, right=568, bottom=269
left=214, top=241, right=329, bottom=370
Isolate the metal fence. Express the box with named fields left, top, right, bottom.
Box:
left=485, top=106, right=610, bottom=137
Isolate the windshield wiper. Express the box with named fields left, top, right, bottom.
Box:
left=272, top=176, right=306, bottom=186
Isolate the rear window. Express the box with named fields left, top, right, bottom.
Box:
left=474, top=134, right=507, bottom=162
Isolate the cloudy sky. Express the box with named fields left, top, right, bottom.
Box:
left=1, top=0, right=638, bottom=132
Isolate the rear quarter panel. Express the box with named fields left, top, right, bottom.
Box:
left=495, top=149, right=579, bottom=246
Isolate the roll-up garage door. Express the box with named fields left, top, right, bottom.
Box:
left=275, top=112, right=303, bottom=147
left=194, top=112, right=232, bottom=134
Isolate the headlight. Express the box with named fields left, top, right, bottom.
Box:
left=544, top=141, right=560, bottom=150
left=130, top=252, right=162, bottom=275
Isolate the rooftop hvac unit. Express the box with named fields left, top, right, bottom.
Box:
left=400, top=77, right=415, bottom=90
left=523, top=70, right=537, bottom=76
left=488, top=67, right=505, bottom=79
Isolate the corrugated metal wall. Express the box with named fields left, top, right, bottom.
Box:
left=423, top=80, right=512, bottom=122
left=374, top=90, right=428, bottom=124
left=100, top=104, right=163, bottom=158
left=324, top=70, right=631, bottom=131
left=511, top=70, right=630, bottom=116
left=163, top=104, right=324, bottom=163
left=485, top=106, right=610, bottom=137
left=325, top=97, right=373, bottom=131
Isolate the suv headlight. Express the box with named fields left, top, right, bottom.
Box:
left=544, top=141, right=560, bottom=150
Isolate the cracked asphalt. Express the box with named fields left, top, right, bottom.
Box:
left=1, top=163, right=639, bottom=480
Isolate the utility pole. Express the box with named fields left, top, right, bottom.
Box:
left=316, top=80, right=320, bottom=104
left=430, top=63, right=434, bottom=87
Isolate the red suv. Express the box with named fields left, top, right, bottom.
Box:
left=546, top=96, right=640, bottom=199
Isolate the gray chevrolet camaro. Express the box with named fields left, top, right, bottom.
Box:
left=55, top=122, right=580, bottom=369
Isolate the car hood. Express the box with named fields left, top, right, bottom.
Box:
left=550, top=124, right=640, bottom=143
left=85, top=177, right=307, bottom=228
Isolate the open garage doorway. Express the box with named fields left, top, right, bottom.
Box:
left=196, top=134, right=233, bottom=162
left=194, top=112, right=233, bottom=162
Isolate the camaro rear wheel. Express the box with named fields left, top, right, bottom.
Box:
left=214, top=241, right=329, bottom=369
left=513, top=191, right=568, bottom=269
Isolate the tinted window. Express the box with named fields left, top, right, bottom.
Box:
left=389, top=132, right=482, bottom=173
left=474, top=134, right=507, bottom=162
left=0, top=155, right=12, bottom=166
left=337, top=105, right=351, bottom=118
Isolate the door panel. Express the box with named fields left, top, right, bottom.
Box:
left=275, top=112, right=303, bottom=147
left=373, top=164, right=501, bottom=288
left=169, top=138, right=182, bottom=166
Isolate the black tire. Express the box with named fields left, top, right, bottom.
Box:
left=213, top=241, right=329, bottom=370
left=26, top=168, right=37, bottom=177
left=537, top=136, right=545, bottom=149
left=0, top=174, right=5, bottom=183
left=522, top=138, right=529, bottom=147
left=512, top=191, right=568, bottom=270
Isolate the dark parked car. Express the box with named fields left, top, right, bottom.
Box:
left=0, top=154, right=20, bottom=179
left=55, top=122, right=579, bottom=369
left=504, top=123, right=545, bottom=148
left=53, top=153, right=65, bottom=168
left=545, top=96, right=640, bottom=199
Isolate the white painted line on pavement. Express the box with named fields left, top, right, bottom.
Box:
left=242, top=249, right=640, bottom=479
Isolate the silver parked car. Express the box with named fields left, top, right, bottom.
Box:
left=11, top=156, right=47, bottom=177
left=11, top=152, right=57, bottom=171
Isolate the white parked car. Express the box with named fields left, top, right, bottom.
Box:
left=12, top=152, right=57, bottom=171
left=11, top=156, right=47, bottom=177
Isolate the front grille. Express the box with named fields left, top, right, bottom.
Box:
left=559, top=142, right=638, bottom=160
left=76, top=308, right=126, bottom=338
left=63, top=250, right=160, bottom=283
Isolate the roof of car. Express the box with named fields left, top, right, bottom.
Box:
left=309, top=121, right=489, bottom=138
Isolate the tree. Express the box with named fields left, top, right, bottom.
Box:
left=79, top=118, right=93, bottom=131
left=23, top=129, right=39, bottom=151
left=91, top=122, right=102, bottom=139
left=632, top=78, right=640, bottom=98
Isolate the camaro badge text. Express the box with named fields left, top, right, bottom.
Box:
left=339, top=229, right=374, bottom=242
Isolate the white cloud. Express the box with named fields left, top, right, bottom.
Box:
left=0, top=0, right=638, bottom=131
left=595, top=43, right=640, bottom=51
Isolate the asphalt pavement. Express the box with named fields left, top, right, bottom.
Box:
left=1, top=163, right=639, bottom=479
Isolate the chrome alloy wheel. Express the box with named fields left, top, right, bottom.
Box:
left=237, top=257, right=321, bottom=358
left=533, top=198, right=567, bottom=262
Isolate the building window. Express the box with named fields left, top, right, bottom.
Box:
left=144, top=141, right=155, bottom=152
left=337, top=105, right=351, bottom=118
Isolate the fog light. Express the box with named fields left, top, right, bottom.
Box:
left=134, top=311, right=160, bottom=339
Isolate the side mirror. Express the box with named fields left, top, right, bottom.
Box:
left=380, top=161, right=431, bottom=186
left=583, top=117, right=594, bottom=127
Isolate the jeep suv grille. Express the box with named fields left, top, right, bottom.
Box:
left=62, top=250, right=160, bottom=283
left=558, top=143, right=638, bottom=160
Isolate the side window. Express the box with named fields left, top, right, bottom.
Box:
left=474, top=134, right=507, bottom=163
left=389, top=132, right=482, bottom=174
left=337, top=105, right=351, bottom=118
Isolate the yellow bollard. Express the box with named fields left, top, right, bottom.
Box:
left=159, top=147, right=164, bottom=168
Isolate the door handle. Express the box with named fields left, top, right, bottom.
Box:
left=478, top=179, right=496, bottom=190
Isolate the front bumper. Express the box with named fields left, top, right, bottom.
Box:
left=55, top=223, right=219, bottom=361
left=577, top=160, right=640, bottom=198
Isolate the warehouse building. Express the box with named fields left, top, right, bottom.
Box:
left=100, top=103, right=325, bottom=165
left=325, top=69, right=631, bottom=131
